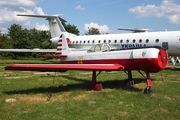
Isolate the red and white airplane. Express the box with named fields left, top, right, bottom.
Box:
left=5, top=32, right=169, bottom=93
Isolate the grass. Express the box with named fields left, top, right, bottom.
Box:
left=0, top=59, right=180, bottom=120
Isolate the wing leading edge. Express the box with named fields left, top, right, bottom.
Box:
left=5, top=64, right=124, bottom=72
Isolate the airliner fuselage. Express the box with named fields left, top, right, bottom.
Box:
left=65, top=31, right=180, bottom=56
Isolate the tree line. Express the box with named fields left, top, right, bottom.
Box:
left=0, top=22, right=101, bottom=59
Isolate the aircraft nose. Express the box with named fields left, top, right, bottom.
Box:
left=158, top=48, right=168, bottom=69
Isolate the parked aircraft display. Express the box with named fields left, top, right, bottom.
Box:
left=5, top=32, right=169, bottom=93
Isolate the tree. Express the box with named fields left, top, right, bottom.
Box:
left=85, top=27, right=100, bottom=35
left=8, top=24, right=29, bottom=49
left=61, top=19, right=79, bottom=35
left=65, top=23, right=79, bottom=35
left=0, top=32, right=13, bottom=58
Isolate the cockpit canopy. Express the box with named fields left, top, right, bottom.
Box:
left=87, top=43, right=117, bottom=52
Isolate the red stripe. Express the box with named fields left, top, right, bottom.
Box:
left=57, top=48, right=62, bottom=51
left=56, top=52, right=62, bottom=55
left=58, top=40, right=62, bottom=42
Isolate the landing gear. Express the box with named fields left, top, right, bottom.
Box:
left=144, top=72, right=153, bottom=94
left=92, top=71, right=103, bottom=91
left=125, top=70, right=153, bottom=94
left=124, top=70, right=134, bottom=87
left=144, top=86, right=152, bottom=93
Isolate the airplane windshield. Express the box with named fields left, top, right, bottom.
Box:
left=87, top=43, right=116, bottom=52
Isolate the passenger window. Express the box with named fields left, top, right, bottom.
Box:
left=73, top=41, right=75, bottom=44
left=92, top=40, right=95, bottom=43
left=98, top=40, right=101, bottom=43
left=126, top=39, right=129, bottom=43
left=104, top=40, right=106, bottom=43
left=120, top=40, right=123, bottom=43
left=133, top=39, right=136, bottom=43
left=80, top=41, right=82, bottom=43
left=146, top=39, right=149, bottom=43
left=84, top=41, right=86, bottom=43
left=139, top=39, right=142, bottom=43
left=109, top=40, right=111, bottom=43
left=155, top=39, right=159, bottom=43
left=88, top=40, right=90, bottom=43
left=114, top=40, right=117, bottom=43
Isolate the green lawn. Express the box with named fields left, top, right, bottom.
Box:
left=0, top=59, right=180, bottom=120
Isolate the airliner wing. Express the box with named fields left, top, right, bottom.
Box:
left=117, top=28, right=150, bottom=33
left=5, top=64, right=124, bottom=72
left=0, top=49, right=56, bottom=52
left=0, top=48, right=87, bottom=53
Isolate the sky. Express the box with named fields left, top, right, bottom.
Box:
left=1, top=0, right=180, bottom=35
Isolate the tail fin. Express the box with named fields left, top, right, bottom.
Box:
left=56, top=33, right=71, bottom=61
left=17, top=14, right=66, bottom=38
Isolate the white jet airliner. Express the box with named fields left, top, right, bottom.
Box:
left=1, top=14, right=180, bottom=65
left=15, top=14, right=180, bottom=56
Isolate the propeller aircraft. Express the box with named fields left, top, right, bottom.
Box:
left=5, top=32, right=169, bottom=93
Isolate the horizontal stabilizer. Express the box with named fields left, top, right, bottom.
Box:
left=17, top=14, right=66, bottom=22
left=164, top=66, right=176, bottom=69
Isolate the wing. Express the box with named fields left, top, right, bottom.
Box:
left=0, top=49, right=56, bottom=52
left=117, top=28, right=150, bottom=33
left=0, top=48, right=87, bottom=53
left=5, top=64, right=124, bottom=72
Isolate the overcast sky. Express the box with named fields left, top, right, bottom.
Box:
left=1, top=0, right=180, bottom=35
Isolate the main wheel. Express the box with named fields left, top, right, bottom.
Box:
left=125, top=80, right=134, bottom=87
left=144, top=87, right=152, bottom=94
left=93, top=83, right=103, bottom=91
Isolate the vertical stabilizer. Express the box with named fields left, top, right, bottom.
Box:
left=17, top=14, right=67, bottom=38
left=48, top=16, right=67, bottom=38
left=56, top=33, right=71, bottom=61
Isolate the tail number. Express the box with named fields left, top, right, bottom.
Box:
left=78, top=56, right=84, bottom=64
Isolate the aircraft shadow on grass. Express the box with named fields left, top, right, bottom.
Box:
left=4, top=75, right=150, bottom=95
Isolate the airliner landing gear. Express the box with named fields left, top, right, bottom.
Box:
left=144, top=72, right=153, bottom=94
left=92, top=71, right=103, bottom=91
left=124, top=70, right=134, bottom=87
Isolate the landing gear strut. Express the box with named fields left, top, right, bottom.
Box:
left=124, top=70, right=134, bottom=87
left=144, top=72, right=152, bottom=94
left=138, top=71, right=153, bottom=94
left=92, top=71, right=103, bottom=91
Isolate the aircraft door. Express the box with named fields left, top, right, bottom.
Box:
left=177, top=37, right=180, bottom=49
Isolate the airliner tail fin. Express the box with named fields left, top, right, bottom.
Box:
left=17, top=14, right=67, bottom=38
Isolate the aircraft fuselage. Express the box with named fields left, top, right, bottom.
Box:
left=51, top=31, right=180, bottom=56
